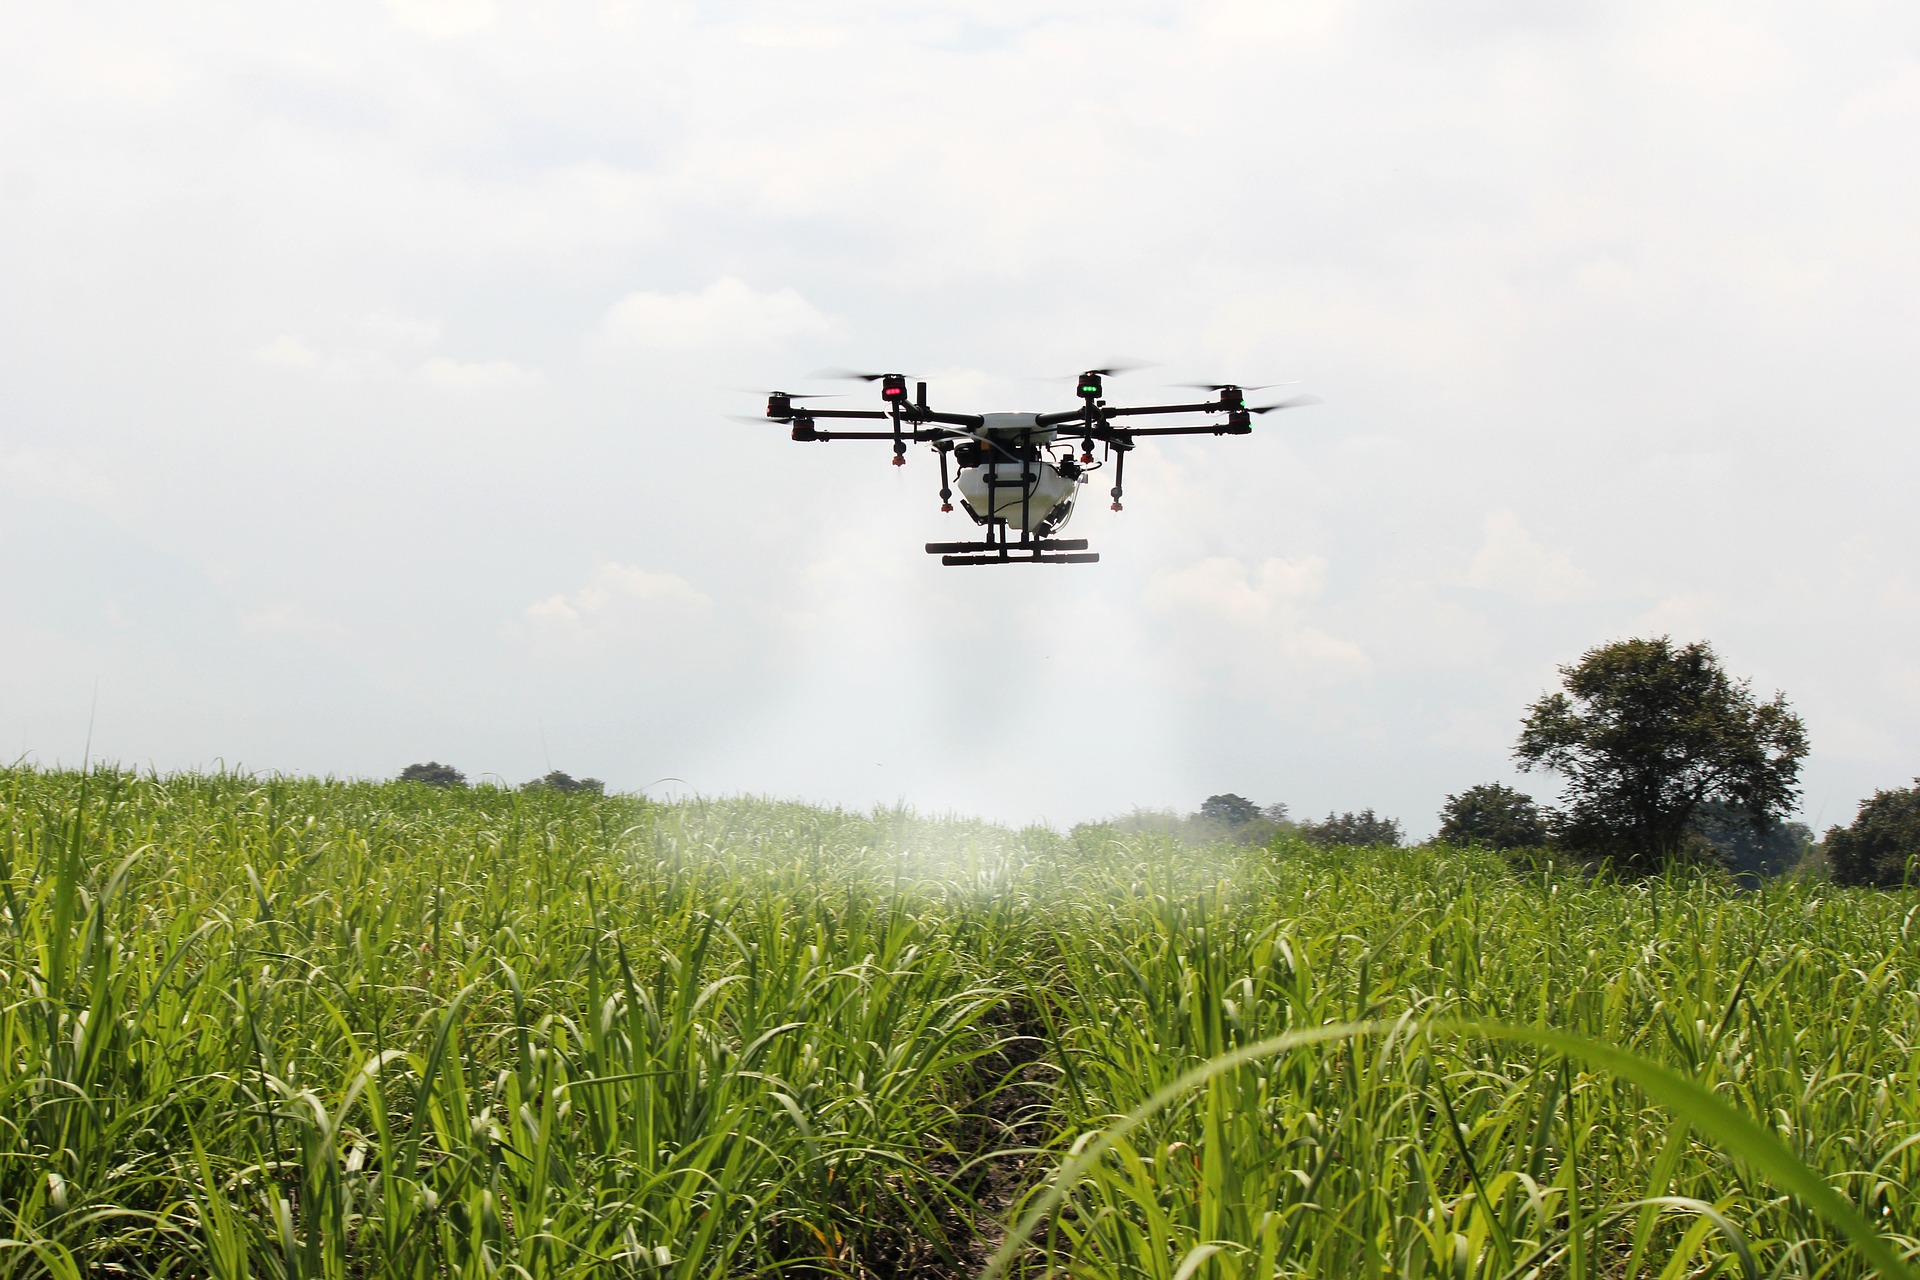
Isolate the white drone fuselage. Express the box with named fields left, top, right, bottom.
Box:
left=953, top=413, right=1084, bottom=532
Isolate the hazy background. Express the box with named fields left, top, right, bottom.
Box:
left=3, top=1, right=1916, bottom=835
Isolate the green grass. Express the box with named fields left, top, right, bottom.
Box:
left=0, top=767, right=1916, bottom=1277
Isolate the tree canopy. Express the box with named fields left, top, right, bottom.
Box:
left=1437, top=783, right=1547, bottom=850
left=524, top=771, right=606, bottom=795
left=398, top=761, right=466, bottom=788
left=1515, top=636, right=1806, bottom=872
left=1824, top=780, right=1920, bottom=887
left=1299, top=809, right=1402, bottom=848
left=1198, top=794, right=1262, bottom=828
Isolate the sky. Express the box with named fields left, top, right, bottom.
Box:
left=2, top=1, right=1918, bottom=836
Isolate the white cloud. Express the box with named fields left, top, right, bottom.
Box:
left=1465, top=511, right=1593, bottom=604
left=522, top=564, right=718, bottom=658
left=731, top=24, right=847, bottom=50
left=252, top=335, right=322, bottom=369
left=240, top=604, right=349, bottom=639
left=381, top=0, right=495, bottom=38
left=1145, top=556, right=1370, bottom=692
left=0, top=449, right=125, bottom=514
left=416, top=357, right=541, bottom=389
left=364, top=314, right=442, bottom=348
left=1634, top=592, right=1722, bottom=641
left=596, top=277, right=840, bottom=352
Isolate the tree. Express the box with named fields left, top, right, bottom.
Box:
left=524, top=771, right=605, bottom=795
left=398, top=761, right=466, bottom=788
left=1515, top=637, right=1807, bottom=872
left=1261, top=802, right=1291, bottom=824
left=1198, top=794, right=1261, bottom=828
left=1438, top=783, right=1547, bottom=850
left=1686, top=800, right=1812, bottom=881
left=1824, top=780, right=1920, bottom=888
left=1299, top=809, right=1402, bottom=848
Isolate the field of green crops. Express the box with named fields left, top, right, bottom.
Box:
left=2, top=767, right=1917, bottom=1278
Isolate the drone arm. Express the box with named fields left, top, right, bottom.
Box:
left=785, top=408, right=891, bottom=421
left=1037, top=399, right=1227, bottom=429
left=1100, top=399, right=1229, bottom=419
left=908, top=409, right=988, bottom=429
left=1112, top=422, right=1252, bottom=437
left=796, top=428, right=958, bottom=441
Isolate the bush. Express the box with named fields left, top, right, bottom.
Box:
left=1824, top=780, right=1920, bottom=887
left=398, top=761, right=466, bottom=788
left=1300, top=809, right=1402, bottom=848
left=1437, top=783, right=1548, bottom=850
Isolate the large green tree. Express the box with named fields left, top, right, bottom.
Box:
left=1515, top=637, right=1807, bottom=872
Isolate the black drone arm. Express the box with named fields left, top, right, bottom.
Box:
left=1101, top=399, right=1231, bottom=419
left=789, top=423, right=983, bottom=443
left=1111, top=423, right=1251, bottom=437
left=902, top=409, right=988, bottom=429
left=1036, top=398, right=1230, bottom=429
left=779, top=407, right=890, bottom=421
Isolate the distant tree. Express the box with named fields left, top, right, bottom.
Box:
left=1198, top=794, right=1261, bottom=828
left=1515, top=637, right=1807, bottom=873
left=398, top=761, right=466, bottom=788
left=1300, top=809, right=1402, bottom=848
left=1261, top=802, right=1291, bottom=824
left=1824, top=780, right=1920, bottom=888
left=1438, top=783, right=1548, bottom=850
left=1686, top=800, right=1812, bottom=881
left=524, top=771, right=605, bottom=795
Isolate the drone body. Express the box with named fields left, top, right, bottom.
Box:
left=759, top=370, right=1313, bottom=565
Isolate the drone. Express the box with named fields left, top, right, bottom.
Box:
left=754, top=367, right=1317, bottom=565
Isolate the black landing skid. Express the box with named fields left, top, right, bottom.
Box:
left=925, top=535, right=1098, bottom=566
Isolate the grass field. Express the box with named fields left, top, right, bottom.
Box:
left=1, top=767, right=1916, bottom=1277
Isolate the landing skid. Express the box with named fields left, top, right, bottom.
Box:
left=925, top=538, right=1099, bottom=566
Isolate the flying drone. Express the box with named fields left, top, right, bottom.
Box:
left=752, top=367, right=1317, bottom=565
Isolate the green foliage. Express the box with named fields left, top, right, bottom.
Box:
left=1198, top=794, right=1261, bottom=828
left=1299, top=807, right=1402, bottom=847
left=1825, top=778, right=1920, bottom=887
left=523, top=770, right=605, bottom=794
left=397, top=761, right=466, bottom=787
left=1516, top=636, right=1808, bottom=872
left=0, top=766, right=1914, bottom=1278
left=1438, top=782, right=1548, bottom=850
left=1687, top=800, right=1814, bottom=880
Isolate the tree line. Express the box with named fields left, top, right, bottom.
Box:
left=397, top=762, right=606, bottom=794
left=1193, top=636, right=1920, bottom=885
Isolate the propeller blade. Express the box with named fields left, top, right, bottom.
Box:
left=726, top=414, right=789, bottom=424
left=809, top=367, right=905, bottom=382
left=1043, top=358, right=1156, bottom=382
left=1084, top=358, right=1155, bottom=377
left=727, top=388, right=842, bottom=400
left=1248, top=395, right=1323, bottom=414
left=1174, top=381, right=1299, bottom=393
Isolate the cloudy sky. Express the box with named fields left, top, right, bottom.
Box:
left=3, top=1, right=1917, bottom=834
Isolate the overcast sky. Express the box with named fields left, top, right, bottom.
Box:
left=3, top=1, right=1918, bottom=834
